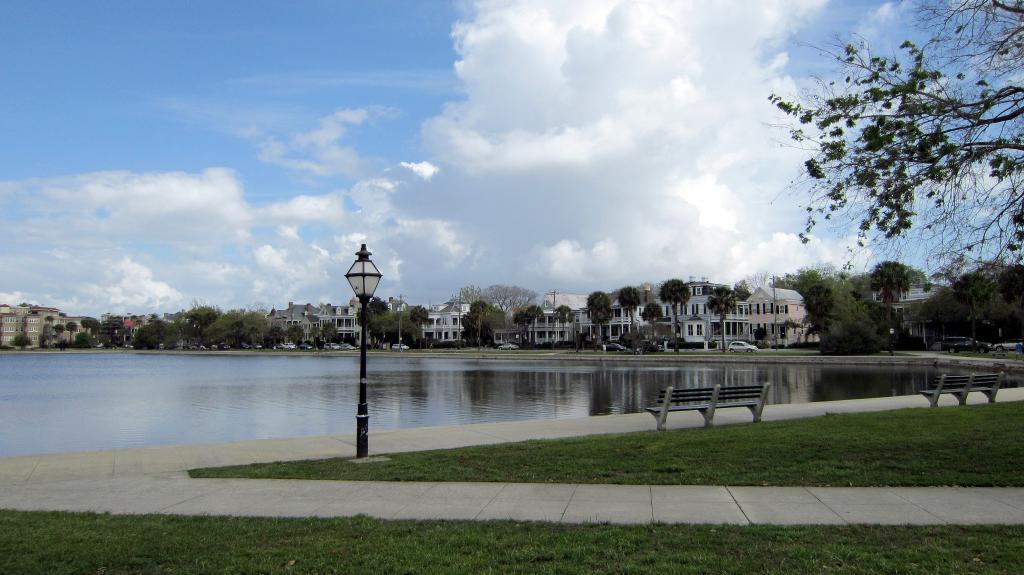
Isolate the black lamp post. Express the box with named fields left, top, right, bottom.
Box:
left=345, top=244, right=381, bottom=458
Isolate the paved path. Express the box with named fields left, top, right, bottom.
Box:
left=2, top=473, right=1023, bottom=525
left=2, top=387, right=1023, bottom=525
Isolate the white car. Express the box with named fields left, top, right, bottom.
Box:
left=497, top=343, right=519, bottom=350
left=728, top=341, right=759, bottom=353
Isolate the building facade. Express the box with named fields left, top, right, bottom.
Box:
left=1, top=303, right=88, bottom=348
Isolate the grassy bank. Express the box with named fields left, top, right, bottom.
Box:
left=2, top=511, right=1022, bottom=574
left=192, top=402, right=1024, bottom=486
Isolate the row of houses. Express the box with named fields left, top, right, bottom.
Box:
left=262, top=279, right=814, bottom=348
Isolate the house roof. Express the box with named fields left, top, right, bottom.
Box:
left=542, top=293, right=589, bottom=310
left=748, top=287, right=804, bottom=303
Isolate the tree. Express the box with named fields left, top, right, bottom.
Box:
left=617, top=286, right=641, bottom=339
left=464, top=301, right=492, bottom=347
left=554, top=305, right=574, bottom=345
left=267, top=325, right=285, bottom=347
left=803, top=282, right=835, bottom=336
left=285, top=325, right=304, bottom=344
left=999, top=264, right=1024, bottom=337
left=133, top=320, right=167, bottom=349
left=65, top=321, right=78, bottom=337
left=482, top=285, right=537, bottom=313
left=100, top=317, right=123, bottom=347
left=80, top=317, right=100, bottom=335
left=184, top=306, right=220, bottom=346
left=408, top=306, right=430, bottom=348
left=71, top=332, right=91, bottom=349
left=658, top=279, right=690, bottom=352
left=524, top=304, right=545, bottom=344
left=707, top=287, right=738, bottom=352
left=586, top=291, right=612, bottom=349
left=641, top=302, right=663, bottom=342
left=770, top=1, right=1024, bottom=264
left=870, top=260, right=912, bottom=353
left=13, top=334, right=30, bottom=349
left=953, top=270, right=997, bottom=350
left=732, top=281, right=752, bottom=302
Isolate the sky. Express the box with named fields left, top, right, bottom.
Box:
left=0, top=0, right=920, bottom=316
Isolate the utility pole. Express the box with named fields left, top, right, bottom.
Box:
left=398, top=294, right=403, bottom=352
left=772, top=275, right=779, bottom=350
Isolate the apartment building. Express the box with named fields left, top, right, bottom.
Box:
left=1, top=303, right=88, bottom=348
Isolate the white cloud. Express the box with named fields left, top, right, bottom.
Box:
left=84, top=258, right=184, bottom=311
left=258, top=107, right=394, bottom=178
left=400, top=161, right=440, bottom=181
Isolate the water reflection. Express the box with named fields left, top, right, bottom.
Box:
left=0, top=354, right=1015, bottom=456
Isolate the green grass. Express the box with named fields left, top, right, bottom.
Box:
left=2, top=511, right=1022, bottom=574
left=191, top=402, right=1024, bottom=486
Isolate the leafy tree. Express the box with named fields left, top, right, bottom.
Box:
left=65, top=321, right=78, bottom=336
left=408, top=306, right=430, bottom=347
left=133, top=320, right=167, bottom=350
left=953, top=270, right=997, bottom=350
left=732, top=281, right=752, bottom=302
left=820, top=307, right=883, bottom=355
left=184, top=306, right=220, bottom=346
left=586, top=291, right=612, bottom=349
left=71, top=332, right=91, bottom=349
left=870, top=260, right=912, bottom=352
left=80, top=317, right=100, bottom=334
left=13, top=334, right=30, bottom=349
left=100, top=317, right=123, bottom=347
left=267, top=325, right=285, bottom=347
left=285, top=325, right=304, bottom=344
left=525, top=304, right=545, bottom=344
left=707, top=287, right=738, bottom=352
left=999, top=264, right=1024, bottom=337
left=616, top=286, right=641, bottom=339
left=803, top=282, right=835, bottom=336
left=770, top=1, right=1024, bottom=263
left=658, top=279, right=690, bottom=352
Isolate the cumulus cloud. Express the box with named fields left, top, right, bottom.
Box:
left=84, top=258, right=184, bottom=310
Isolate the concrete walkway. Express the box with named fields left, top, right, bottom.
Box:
left=2, top=387, right=1023, bottom=525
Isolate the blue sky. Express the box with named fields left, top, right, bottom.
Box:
left=1, top=1, right=917, bottom=316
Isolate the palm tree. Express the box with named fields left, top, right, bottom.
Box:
left=66, top=321, right=78, bottom=337
left=554, top=305, right=573, bottom=345
left=953, top=270, right=996, bottom=351
left=641, top=301, right=662, bottom=342
left=707, top=286, right=738, bottom=352
left=586, top=291, right=612, bottom=350
left=658, top=279, right=690, bottom=352
left=617, top=286, right=641, bottom=344
left=870, top=260, right=911, bottom=352
left=408, top=305, right=429, bottom=348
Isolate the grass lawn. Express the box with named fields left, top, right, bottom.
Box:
left=191, top=402, right=1024, bottom=486
left=2, top=511, right=1023, bottom=574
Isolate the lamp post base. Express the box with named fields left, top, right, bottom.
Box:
left=356, top=412, right=369, bottom=458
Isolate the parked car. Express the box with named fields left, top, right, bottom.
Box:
left=993, top=339, right=1024, bottom=352
left=939, top=337, right=991, bottom=353
left=497, top=343, right=519, bottom=350
left=604, top=342, right=628, bottom=352
left=298, top=343, right=313, bottom=350
left=728, top=341, right=759, bottom=353
left=394, top=344, right=410, bottom=350
left=338, top=343, right=356, bottom=350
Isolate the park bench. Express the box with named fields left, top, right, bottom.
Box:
left=646, top=383, right=772, bottom=431
left=919, top=373, right=1003, bottom=408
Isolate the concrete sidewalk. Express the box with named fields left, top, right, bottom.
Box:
left=2, top=473, right=1023, bottom=525
left=1, top=388, right=1023, bottom=525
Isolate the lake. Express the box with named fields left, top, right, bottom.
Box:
left=0, top=353, right=1007, bottom=456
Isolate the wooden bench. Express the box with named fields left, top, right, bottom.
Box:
left=919, top=373, right=1003, bottom=407
left=646, top=383, right=772, bottom=431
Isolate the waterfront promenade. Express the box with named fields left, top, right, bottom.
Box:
left=2, top=385, right=1023, bottom=525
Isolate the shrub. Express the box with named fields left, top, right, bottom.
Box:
left=71, top=333, right=92, bottom=349
left=820, top=316, right=883, bottom=355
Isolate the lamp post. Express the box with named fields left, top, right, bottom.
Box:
left=345, top=244, right=381, bottom=458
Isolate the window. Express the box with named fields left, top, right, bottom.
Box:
left=693, top=286, right=703, bottom=296
left=687, top=324, right=693, bottom=336
left=696, top=324, right=704, bottom=336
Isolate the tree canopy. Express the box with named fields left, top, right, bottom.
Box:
left=771, top=0, right=1024, bottom=264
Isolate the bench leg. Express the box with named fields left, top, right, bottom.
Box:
left=698, top=408, right=714, bottom=428
left=988, top=374, right=1002, bottom=403
left=955, top=391, right=969, bottom=406
left=926, top=393, right=940, bottom=408
left=750, top=382, right=771, bottom=422
left=655, top=386, right=673, bottom=431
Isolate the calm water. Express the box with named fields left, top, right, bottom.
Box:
left=0, top=353, right=1012, bottom=456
